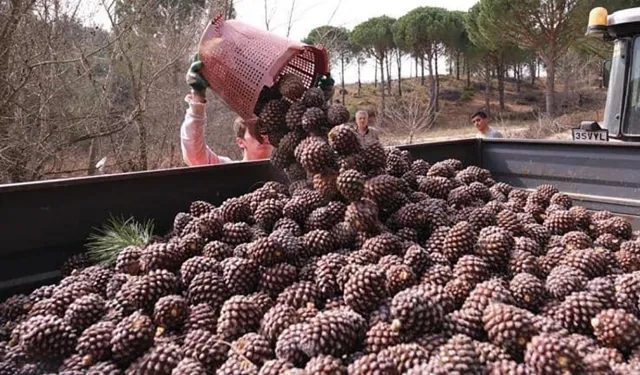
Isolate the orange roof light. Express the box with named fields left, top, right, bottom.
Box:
left=586, top=7, right=609, bottom=37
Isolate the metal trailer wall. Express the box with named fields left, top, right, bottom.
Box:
left=0, top=161, right=289, bottom=298
left=0, top=138, right=639, bottom=298
left=481, top=139, right=640, bottom=228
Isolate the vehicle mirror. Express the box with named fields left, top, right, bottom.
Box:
left=603, top=59, right=612, bottom=88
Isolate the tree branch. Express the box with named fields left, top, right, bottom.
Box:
left=327, top=0, right=342, bottom=25
left=286, top=0, right=296, bottom=38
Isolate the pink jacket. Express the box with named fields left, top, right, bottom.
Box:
left=180, top=94, right=234, bottom=166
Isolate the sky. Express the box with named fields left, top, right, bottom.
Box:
left=83, top=0, right=480, bottom=84
left=233, top=0, right=479, bottom=84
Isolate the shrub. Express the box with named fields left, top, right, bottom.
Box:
left=439, top=89, right=462, bottom=101
left=460, top=90, right=475, bottom=102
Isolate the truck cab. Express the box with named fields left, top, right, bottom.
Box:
left=587, top=7, right=640, bottom=141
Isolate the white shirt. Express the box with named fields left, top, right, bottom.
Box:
left=180, top=94, right=234, bottom=166
left=482, top=128, right=504, bottom=139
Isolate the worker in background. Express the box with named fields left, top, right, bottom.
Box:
left=180, top=57, right=274, bottom=166
left=354, top=110, right=380, bottom=146
left=471, top=110, right=503, bottom=138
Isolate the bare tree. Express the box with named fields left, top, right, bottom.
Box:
left=263, top=0, right=276, bottom=31
left=556, top=50, right=602, bottom=114
left=286, top=0, right=296, bottom=38
left=356, top=55, right=367, bottom=96
left=0, top=0, right=138, bottom=182
left=303, top=25, right=352, bottom=103
left=209, top=0, right=236, bottom=19
left=382, top=91, right=439, bottom=144
left=0, top=0, right=230, bottom=183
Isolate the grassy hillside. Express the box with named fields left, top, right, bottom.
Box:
left=333, top=74, right=607, bottom=144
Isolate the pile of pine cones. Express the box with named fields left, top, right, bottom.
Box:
left=0, top=76, right=640, bottom=375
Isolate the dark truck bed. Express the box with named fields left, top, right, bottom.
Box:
left=1, top=138, right=639, bottom=299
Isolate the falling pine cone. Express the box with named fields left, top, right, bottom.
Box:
left=327, top=104, right=351, bottom=127
left=278, top=73, right=306, bottom=101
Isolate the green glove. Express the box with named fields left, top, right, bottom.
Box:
left=316, top=73, right=335, bottom=102
left=317, top=73, right=335, bottom=91
left=186, top=53, right=210, bottom=96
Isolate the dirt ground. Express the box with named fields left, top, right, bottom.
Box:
left=342, top=75, right=605, bottom=146
left=380, top=121, right=534, bottom=146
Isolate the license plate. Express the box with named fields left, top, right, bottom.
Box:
left=572, top=128, right=609, bottom=142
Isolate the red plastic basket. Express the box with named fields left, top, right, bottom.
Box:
left=198, top=15, right=330, bottom=123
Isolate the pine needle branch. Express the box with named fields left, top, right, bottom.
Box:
left=85, top=214, right=155, bottom=267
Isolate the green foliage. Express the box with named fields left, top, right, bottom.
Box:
left=85, top=215, right=155, bottom=266
left=473, top=0, right=592, bottom=56
left=466, top=2, right=505, bottom=53
left=461, top=86, right=476, bottom=102
left=445, top=11, right=470, bottom=54
left=348, top=104, right=359, bottom=117
left=303, top=26, right=350, bottom=49
left=304, top=26, right=352, bottom=69
left=465, top=2, right=527, bottom=63
left=393, top=7, right=450, bottom=59
left=392, top=18, right=410, bottom=55
left=463, top=6, right=500, bottom=77
left=351, top=16, right=396, bottom=61
left=439, top=89, right=462, bottom=101
left=470, top=0, right=602, bottom=115
left=603, top=0, right=640, bottom=12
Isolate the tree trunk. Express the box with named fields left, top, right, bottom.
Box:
left=600, top=60, right=604, bottom=89
left=465, top=55, right=471, bottom=87
left=429, top=77, right=437, bottom=125
left=357, top=59, right=362, bottom=96
left=0, top=0, right=29, bottom=121
left=6, top=147, right=28, bottom=183
left=456, top=51, right=461, bottom=80
left=374, top=59, right=378, bottom=87
left=415, top=57, right=418, bottom=80
left=562, top=57, right=570, bottom=113
left=545, top=56, right=556, bottom=117
left=516, top=64, right=521, bottom=92
left=386, top=52, right=392, bottom=94
left=449, top=57, right=453, bottom=76
left=87, top=138, right=98, bottom=176
left=484, top=60, right=491, bottom=117
left=397, top=50, right=402, bottom=96
left=379, top=56, right=386, bottom=110
left=427, top=52, right=439, bottom=112
left=530, top=60, right=536, bottom=85
left=497, top=59, right=505, bottom=112
left=341, top=54, right=346, bottom=104
left=427, top=53, right=434, bottom=80
left=0, top=1, right=33, bottom=182
left=421, top=55, right=425, bottom=86
left=137, top=119, right=148, bottom=171
left=434, top=47, right=440, bottom=112
left=169, top=144, right=176, bottom=167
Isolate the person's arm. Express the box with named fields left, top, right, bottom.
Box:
left=180, top=55, right=233, bottom=166
left=180, top=93, right=230, bottom=166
